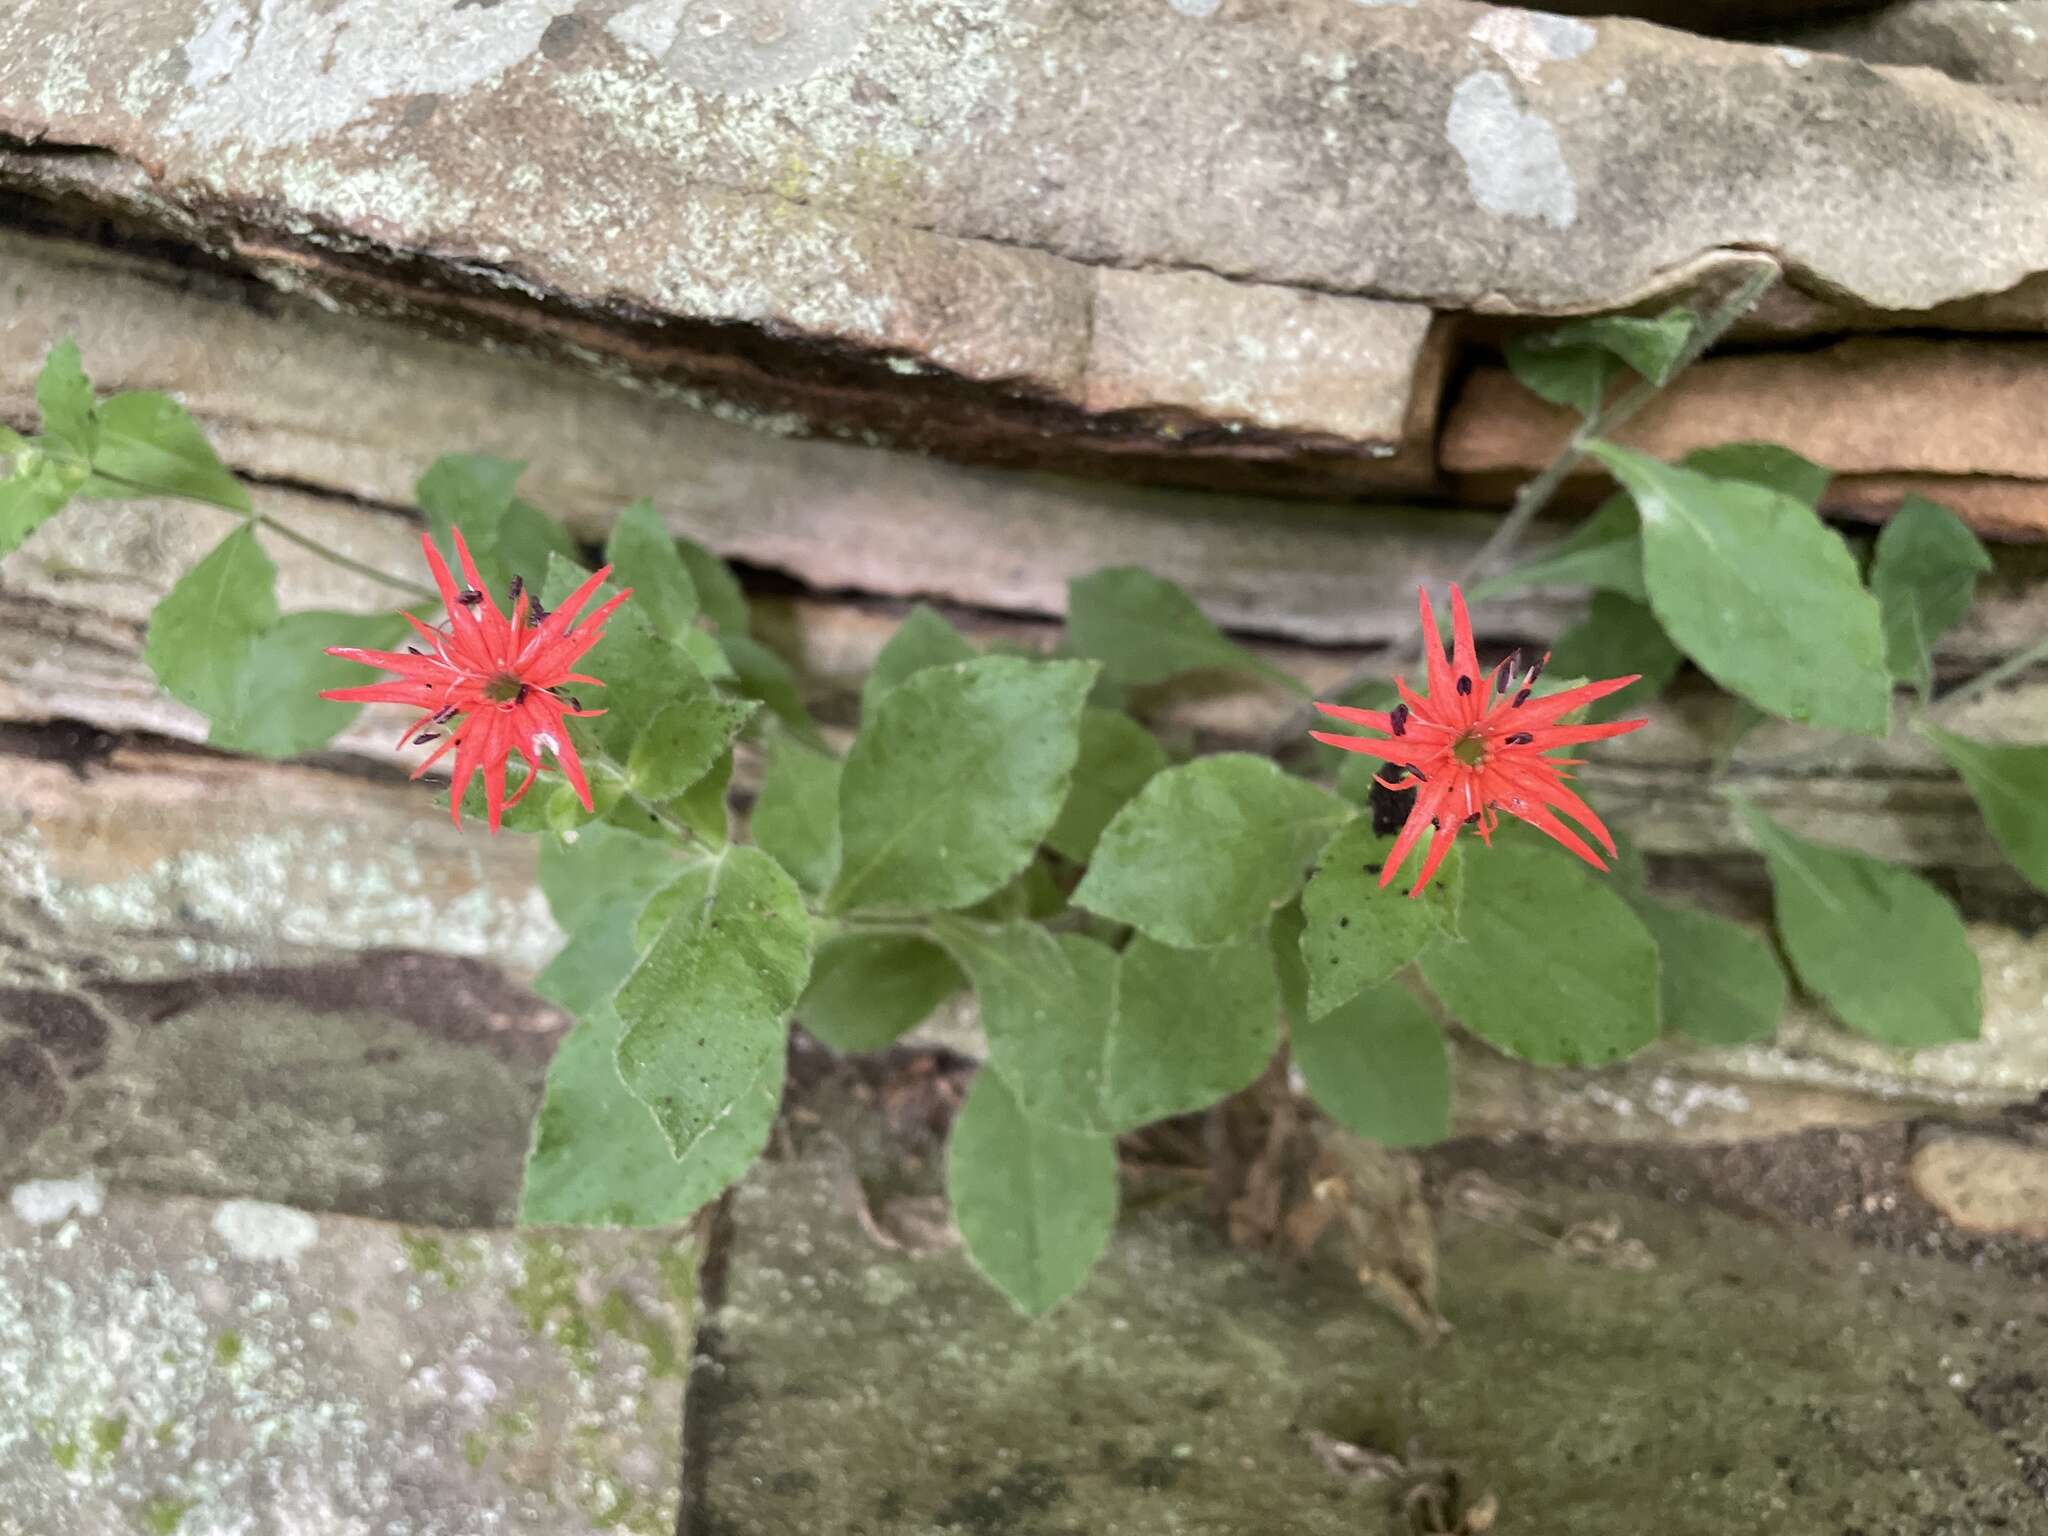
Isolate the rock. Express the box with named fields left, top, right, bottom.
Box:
left=1775, top=1, right=2048, bottom=102
left=694, top=1082, right=2047, bottom=1534
left=0, top=1184, right=694, bottom=1536
left=1910, top=1133, right=2048, bottom=1239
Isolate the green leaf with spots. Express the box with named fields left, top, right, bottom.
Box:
left=538, top=821, right=693, bottom=933
left=626, top=686, right=756, bottom=800
left=863, top=603, right=976, bottom=715
left=1101, top=932, right=1277, bottom=1132
left=1922, top=727, right=2048, bottom=895
left=948, top=1066, right=1117, bottom=1316
left=605, top=498, right=699, bottom=643
left=1622, top=894, right=1784, bottom=1046
left=1295, top=982, right=1451, bottom=1148
left=34, top=339, right=94, bottom=457
left=1075, top=755, right=1349, bottom=948
left=1420, top=837, right=1660, bottom=1065
left=211, top=609, right=410, bottom=759
left=1547, top=592, right=1683, bottom=724
left=85, top=392, right=250, bottom=512
left=1473, top=494, right=1646, bottom=603
left=1046, top=709, right=1169, bottom=864
left=1066, top=566, right=1304, bottom=693
left=797, top=932, right=964, bottom=1053
left=749, top=727, right=842, bottom=896
left=673, top=748, right=733, bottom=847
left=1737, top=801, right=1979, bottom=1047
left=1505, top=309, right=1692, bottom=417
left=615, top=845, right=813, bottom=1159
left=1300, top=817, right=1459, bottom=1018
left=144, top=523, right=280, bottom=722
left=540, top=556, right=707, bottom=761
left=1871, top=497, right=1992, bottom=699
left=1592, top=443, right=1889, bottom=735
left=830, top=656, right=1096, bottom=915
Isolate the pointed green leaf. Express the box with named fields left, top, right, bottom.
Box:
left=948, top=1067, right=1116, bottom=1316
left=719, top=632, right=822, bottom=748
left=1592, top=443, right=1889, bottom=735
left=1473, top=494, right=1645, bottom=603
left=1075, top=754, right=1349, bottom=948
left=627, top=687, right=756, bottom=800
left=493, top=500, right=578, bottom=592
left=1505, top=310, right=1691, bottom=416
left=675, top=535, right=750, bottom=635
left=1871, top=498, right=1992, bottom=698
left=1067, top=566, right=1304, bottom=693
left=0, top=448, right=83, bottom=557
left=1271, top=899, right=1311, bottom=1028
left=1295, top=982, right=1451, bottom=1148
left=35, top=339, right=94, bottom=457
left=83, top=392, right=249, bottom=512
left=1737, top=802, right=1979, bottom=1047
left=1624, top=895, right=1785, bottom=1046
left=863, top=604, right=977, bottom=715
left=605, top=499, right=699, bottom=643
left=750, top=728, right=842, bottom=896
left=418, top=454, right=522, bottom=545
left=540, top=556, right=705, bottom=760
left=538, top=821, right=692, bottom=934
left=1101, top=932, right=1277, bottom=1131
left=210, top=609, right=409, bottom=759
left=1922, top=727, right=2048, bottom=895
left=1300, top=817, right=1459, bottom=1018
left=1548, top=592, right=1683, bottom=724
left=830, top=656, right=1096, bottom=915
left=144, top=523, right=279, bottom=721
left=1420, top=838, right=1659, bottom=1065
left=797, top=932, right=964, bottom=1053
left=1682, top=442, right=1831, bottom=506
left=673, top=748, right=734, bottom=846
left=615, top=845, right=812, bottom=1159
left=1046, top=709, right=1169, bottom=863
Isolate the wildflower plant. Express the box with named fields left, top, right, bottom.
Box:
left=7, top=291, right=2043, bottom=1313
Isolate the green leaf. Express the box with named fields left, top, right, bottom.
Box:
left=540, top=556, right=706, bottom=761
left=797, top=932, right=964, bottom=1052
left=1271, top=899, right=1311, bottom=1028
left=1419, top=837, right=1660, bottom=1065
left=1299, top=817, right=1459, bottom=1018
left=1066, top=566, right=1304, bottom=693
left=963, top=857, right=1068, bottom=922
left=863, top=604, right=977, bottom=715
left=605, top=499, right=699, bottom=643
left=1922, top=727, right=2048, bottom=895
left=493, top=500, right=579, bottom=592
left=673, top=749, right=734, bottom=846
left=1101, top=932, right=1277, bottom=1131
left=144, top=523, right=280, bottom=721
left=949, top=1067, right=1116, bottom=1316
left=749, top=728, right=842, bottom=896
left=830, top=656, right=1096, bottom=915
left=1505, top=310, right=1692, bottom=417
left=1294, top=982, right=1451, bottom=1148
left=1682, top=442, right=1831, bottom=506
left=1736, top=802, right=1980, bottom=1047
left=84, top=392, right=250, bottom=513
left=1871, top=498, right=1992, bottom=698
left=1074, top=754, right=1349, bottom=948
left=0, top=449, right=84, bottom=557
left=675, top=535, right=750, bottom=635
left=718, top=633, right=823, bottom=748
left=1046, top=709, right=1169, bottom=863
left=1624, top=893, right=1784, bottom=1045
left=627, top=688, right=756, bottom=800
left=1472, top=494, right=1645, bottom=603
left=418, top=454, right=521, bottom=549
left=210, top=609, right=409, bottom=759
left=615, top=845, right=813, bottom=1159
left=1547, top=592, right=1683, bottom=724
left=931, top=919, right=1119, bottom=1133
left=538, top=821, right=691, bottom=933
left=35, top=339, right=94, bottom=457
left=1591, top=443, right=1890, bottom=735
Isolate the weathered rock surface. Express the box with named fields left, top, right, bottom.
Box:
left=0, top=1183, right=694, bottom=1536
left=1911, top=1132, right=2048, bottom=1238
left=1775, top=1, right=2048, bottom=100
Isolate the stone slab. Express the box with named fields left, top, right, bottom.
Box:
left=0, top=1183, right=694, bottom=1536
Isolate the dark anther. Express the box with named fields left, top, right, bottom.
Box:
left=1389, top=703, right=1409, bottom=737
left=1464, top=811, right=1481, bottom=826
left=412, top=731, right=441, bottom=745
left=406, top=645, right=424, bottom=656
left=458, top=587, right=483, bottom=606
left=1456, top=674, right=1473, bottom=696
left=1492, top=651, right=1520, bottom=694
left=431, top=704, right=459, bottom=724
left=528, top=601, right=549, bottom=628
left=1408, top=766, right=1426, bottom=782
left=514, top=683, right=530, bottom=705
left=1512, top=688, right=1532, bottom=708
left=1526, top=654, right=1549, bottom=688
left=1505, top=731, right=1533, bottom=746
left=507, top=574, right=525, bottom=604
left=564, top=695, right=584, bottom=711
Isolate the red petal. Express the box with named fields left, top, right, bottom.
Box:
left=1406, top=822, right=1459, bottom=896
left=1446, top=584, right=1483, bottom=725
left=1523, top=718, right=1651, bottom=749
left=1415, top=587, right=1456, bottom=708
left=1379, top=775, right=1457, bottom=890
left=451, top=526, right=508, bottom=630
left=1313, top=701, right=1393, bottom=730
left=1508, top=675, right=1641, bottom=729
left=516, top=565, right=617, bottom=669
left=1308, top=730, right=1408, bottom=762
left=1503, top=799, right=1610, bottom=872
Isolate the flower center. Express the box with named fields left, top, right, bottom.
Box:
left=483, top=672, right=526, bottom=704
left=1451, top=732, right=1487, bottom=768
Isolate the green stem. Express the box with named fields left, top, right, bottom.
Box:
left=581, top=736, right=697, bottom=847
left=1262, top=258, right=1780, bottom=757
left=1932, top=634, right=2048, bottom=718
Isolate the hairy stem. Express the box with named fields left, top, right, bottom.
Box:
left=1933, top=633, right=2048, bottom=718
left=1262, top=257, right=1781, bottom=757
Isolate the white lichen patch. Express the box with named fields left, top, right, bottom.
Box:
left=628, top=0, right=889, bottom=96
left=212, top=1200, right=320, bottom=1263
left=1446, top=70, right=1577, bottom=230
left=1167, top=0, right=1223, bottom=15
left=1349, top=0, right=1419, bottom=9
left=9, top=1175, right=105, bottom=1227
left=1468, top=10, right=1596, bottom=84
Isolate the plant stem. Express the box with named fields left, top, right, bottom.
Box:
left=582, top=737, right=697, bottom=846
left=1931, top=634, right=2048, bottom=718
left=1262, top=257, right=1781, bottom=757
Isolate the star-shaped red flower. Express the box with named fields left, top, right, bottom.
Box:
left=1311, top=584, right=1649, bottom=895
left=320, top=528, right=631, bottom=832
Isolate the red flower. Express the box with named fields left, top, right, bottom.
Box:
left=1311, top=584, right=1648, bottom=896
left=320, top=528, right=632, bottom=832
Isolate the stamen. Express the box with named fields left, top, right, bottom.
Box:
left=1408, top=766, right=1426, bottom=782
left=1456, top=675, right=1473, bottom=696
left=1492, top=651, right=1519, bottom=694
left=406, top=646, right=424, bottom=656
left=1512, top=688, right=1532, bottom=708
left=1526, top=653, right=1549, bottom=689
left=514, top=683, right=530, bottom=705
left=1505, top=731, right=1533, bottom=746
left=1463, top=811, right=1481, bottom=826
left=528, top=602, right=549, bottom=628
left=430, top=704, right=458, bottom=724
left=412, top=731, right=440, bottom=745
left=1389, top=703, right=1409, bottom=737
left=508, top=574, right=524, bottom=604
left=458, top=587, right=484, bottom=607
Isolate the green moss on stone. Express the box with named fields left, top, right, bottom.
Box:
left=49, top=1438, right=78, bottom=1472
left=212, top=1330, right=242, bottom=1367
left=90, top=1413, right=128, bottom=1460
left=139, top=1497, right=194, bottom=1534
left=598, top=1289, right=679, bottom=1378
left=512, top=1237, right=598, bottom=1375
